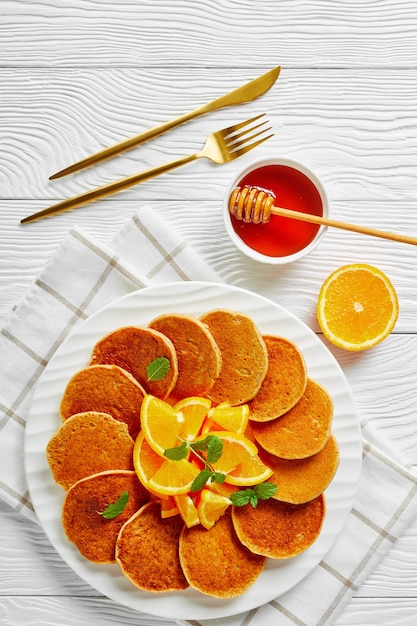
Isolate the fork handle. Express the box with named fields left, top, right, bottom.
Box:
left=21, top=152, right=198, bottom=224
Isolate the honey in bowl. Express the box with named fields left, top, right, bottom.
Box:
left=225, top=159, right=328, bottom=264
left=230, top=164, right=323, bottom=258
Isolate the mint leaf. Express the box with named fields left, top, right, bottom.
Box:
left=230, top=489, right=253, bottom=507
left=206, top=436, right=223, bottom=464
left=212, top=471, right=226, bottom=484
left=98, top=491, right=129, bottom=520
left=230, top=483, right=278, bottom=508
left=254, top=482, right=278, bottom=500
left=164, top=441, right=188, bottom=460
left=191, top=468, right=212, bottom=492
left=249, top=493, right=258, bottom=508
left=191, top=435, right=222, bottom=462
left=190, top=435, right=211, bottom=452
left=146, top=357, right=170, bottom=381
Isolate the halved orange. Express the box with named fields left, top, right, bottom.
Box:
left=174, top=493, right=200, bottom=527
left=207, top=402, right=249, bottom=434
left=317, top=264, right=399, bottom=351
left=147, top=457, right=200, bottom=496
left=225, top=453, right=274, bottom=486
left=140, top=394, right=184, bottom=456
left=199, top=430, right=258, bottom=474
left=174, top=396, right=211, bottom=441
left=197, top=488, right=231, bottom=530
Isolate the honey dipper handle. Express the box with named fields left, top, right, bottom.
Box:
left=271, top=206, right=417, bottom=246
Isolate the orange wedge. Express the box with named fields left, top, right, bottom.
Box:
left=207, top=480, right=239, bottom=499
left=200, top=417, right=222, bottom=435
left=225, top=453, right=274, bottom=486
left=174, top=396, right=211, bottom=441
left=317, top=264, right=399, bottom=351
left=197, top=489, right=231, bottom=530
left=147, top=457, right=200, bottom=496
left=174, top=493, right=200, bottom=528
left=207, top=402, right=249, bottom=434
left=199, top=430, right=258, bottom=474
left=160, top=496, right=179, bottom=518
left=140, top=394, right=185, bottom=456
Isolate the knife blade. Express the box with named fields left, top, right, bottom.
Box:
left=49, top=66, right=281, bottom=179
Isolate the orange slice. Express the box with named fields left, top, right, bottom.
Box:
left=174, top=396, right=211, bottom=441
left=140, top=394, right=184, bottom=456
left=207, top=402, right=249, bottom=434
left=197, top=489, right=231, bottom=530
left=317, top=264, right=399, bottom=351
left=199, top=430, right=258, bottom=474
left=148, top=457, right=200, bottom=496
left=225, top=453, right=274, bottom=486
left=174, top=493, right=200, bottom=528
left=133, top=431, right=164, bottom=489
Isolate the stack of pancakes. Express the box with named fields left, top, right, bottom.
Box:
left=46, top=308, right=339, bottom=599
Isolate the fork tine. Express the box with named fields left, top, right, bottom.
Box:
left=229, top=132, right=275, bottom=158
left=220, top=113, right=267, bottom=137
left=226, top=123, right=273, bottom=150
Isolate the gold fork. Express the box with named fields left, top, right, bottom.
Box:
left=21, top=114, right=273, bottom=224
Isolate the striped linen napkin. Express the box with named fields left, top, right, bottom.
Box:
left=1, top=205, right=416, bottom=626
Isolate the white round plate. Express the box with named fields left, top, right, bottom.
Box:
left=24, top=281, right=362, bottom=621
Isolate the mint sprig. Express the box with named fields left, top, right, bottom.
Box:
left=230, top=482, right=278, bottom=508
left=164, top=434, right=225, bottom=492
left=97, top=490, right=129, bottom=519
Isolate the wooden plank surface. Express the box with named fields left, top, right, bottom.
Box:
left=1, top=1, right=417, bottom=624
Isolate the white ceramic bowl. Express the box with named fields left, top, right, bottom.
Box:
left=223, top=157, right=329, bottom=264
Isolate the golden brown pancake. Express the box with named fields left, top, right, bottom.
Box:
left=60, top=364, right=145, bottom=438
left=251, top=379, right=333, bottom=459
left=89, top=326, right=178, bottom=400
left=116, top=501, right=188, bottom=592
left=47, top=412, right=134, bottom=490
left=62, top=470, right=149, bottom=563
left=232, top=495, right=326, bottom=559
left=199, top=309, right=268, bottom=405
left=148, top=313, right=222, bottom=399
left=248, top=335, right=307, bottom=422
left=259, top=434, right=340, bottom=504
left=179, top=508, right=266, bottom=598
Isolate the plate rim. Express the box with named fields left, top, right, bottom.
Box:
left=24, top=281, right=362, bottom=620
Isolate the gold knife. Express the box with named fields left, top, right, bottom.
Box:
left=49, top=66, right=281, bottom=179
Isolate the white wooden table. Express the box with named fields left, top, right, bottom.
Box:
left=1, top=2, right=417, bottom=624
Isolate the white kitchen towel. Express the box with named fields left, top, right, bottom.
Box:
left=1, top=205, right=416, bottom=626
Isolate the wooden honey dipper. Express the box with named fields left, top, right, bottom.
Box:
left=229, top=186, right=417, bottom=246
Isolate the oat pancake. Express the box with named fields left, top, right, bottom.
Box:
left=116, top=501, right=188, bottom=592
left=259, top=435, right=339, bottom=504
left=148, top=313, right=222, bottom=399
left=62, top=470, right=149, bottom=563
left=89, top=326, right=178, bottom=399
left=60, top=364, right=145, bottom=438
left=179, top=508, right=266, bottom=598
left=199, top=309, right=268, bottom=405
left=248, top=335, right=307, bottom=422
left=232, top=495, right=326, bottom=559
left=47, top=412, right=134, bottom=490
left=251, top=379, right=333, bottom=459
